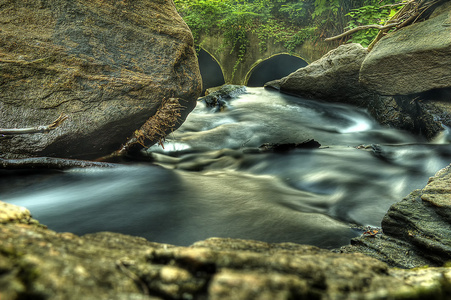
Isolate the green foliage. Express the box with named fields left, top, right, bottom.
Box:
left=312, top=0, right=340, bottom=20
left=278, top=1, right=309, bottom=25
left=345, top=1, right=403, bottom=47
left=285, top=26, right=316, bottom=53
left=174, top=0, right=318, bottom=54
left=174, top=0, right=402, bottom=76
left=174, top=0, right=233, bottom=42
left=220, top=10, right=258, bottom=77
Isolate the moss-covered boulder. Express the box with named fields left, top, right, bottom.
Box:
left=0, top=0, right=201, bottom=159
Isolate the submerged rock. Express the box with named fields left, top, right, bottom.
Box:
left=341, top=163, right=451, bottom=269
left=0, top=0, right=201, bottom=160
left=259, top=139, right=321, bottom=152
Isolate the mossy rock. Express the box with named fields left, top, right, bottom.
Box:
left=0, top=0, right=201, bottom=159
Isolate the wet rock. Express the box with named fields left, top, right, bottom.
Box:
left=341, top=164, right=451, bottom=269
left=259, top=139, right=321, bottom=153
left=359, top=2, right=451, bottom=95
left=199, top=85, right=247, bottom=112
left=411, top=88, right=451, bottom=132
left=0, top=0, right=201, bottom=160
left=0, top=156, right=116, bottom=170
left=358, top=1, right=451, bottom=136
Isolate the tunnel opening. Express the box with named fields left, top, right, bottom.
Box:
left=198, top=49, right=225, bottom=95
left=246, top=54, right=308, bottom=87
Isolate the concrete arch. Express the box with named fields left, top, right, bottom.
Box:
left=197, top=32, right=337, bottom=85
left=198, top=48, right=225, bottom=94
left=244, top=53, right=308, bottom=87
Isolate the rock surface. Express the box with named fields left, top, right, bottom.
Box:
left=341, top=163, right=451, bottom=269
left=359, top=1, right=451, bottom=95
left=200, top=84, right=247, bottom=112
left=0, top=0, right=201, bottom=159
left=264, top=43, right=444, bottom=139
left=265, top=43, right=369, bottom=107
left=1, top=209, right=451, bottom=299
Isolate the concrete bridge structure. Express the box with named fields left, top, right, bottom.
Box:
left=196, top=32, right=338, bottom=91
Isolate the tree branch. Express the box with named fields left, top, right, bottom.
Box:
left=325, top=0, right=446, bottom=50
left=0, top=113, right=68, bottom=135
left=380, top=2, right=410, bottom=8
left=0, top=157, right=116, bottom=170
left=324, top=23, right=401, bottom=41
left=96, top=97, right=184, bottom=161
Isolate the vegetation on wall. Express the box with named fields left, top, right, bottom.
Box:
left=174, top=0, right=401, bottom=77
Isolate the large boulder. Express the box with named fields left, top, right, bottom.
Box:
left=265, top=43, right=370, bottom=107
left=1, top=205, right=451, bottom=299
left=0, top=0, right=201, bottom=159
left=359, top=2, right=451, bottom=95
left=341, top=163, right=451, bottom=269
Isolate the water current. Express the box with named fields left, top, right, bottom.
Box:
left=2, top=88, right=450, bottom=249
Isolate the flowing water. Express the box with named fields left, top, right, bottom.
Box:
left=2, top=88, right=450, bottom=249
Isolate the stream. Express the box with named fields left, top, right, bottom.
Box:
left=2, top=87, right=450, bottom=249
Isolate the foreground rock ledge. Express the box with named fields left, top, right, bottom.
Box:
left=1, top=203, right=451, bottom=299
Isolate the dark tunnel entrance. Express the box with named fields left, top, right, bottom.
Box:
left=246, top=54, right=308, bottom=87
left=198, top=49, right=225, bottom=95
